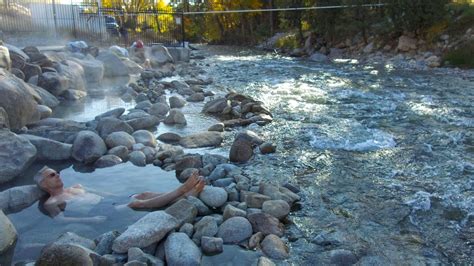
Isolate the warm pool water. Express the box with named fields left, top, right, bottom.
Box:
left=7, top=162, right=180, bottom=263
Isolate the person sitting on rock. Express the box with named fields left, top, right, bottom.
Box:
left=128, top=171, right=205, bottom=209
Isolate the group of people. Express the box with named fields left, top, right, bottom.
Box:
left=35, top=166, right=205, bottom=220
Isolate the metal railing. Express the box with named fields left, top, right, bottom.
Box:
left=0, top=1, right=185, bottom=47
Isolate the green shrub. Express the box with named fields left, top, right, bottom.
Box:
left=443, top=41, right=474, bottom=68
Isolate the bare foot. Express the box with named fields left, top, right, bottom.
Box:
left=131, top=191, right=161, bottom=200
left=179, top=172, right=200, bottom=194
left=184, top=177, right=205, bottom=197
left=128, top=200, right=145, bottom=209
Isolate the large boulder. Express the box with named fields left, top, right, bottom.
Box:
left=199, top=186, right=228, bottom=208
left=0, top=44, right=11, bottom=70
left=0, top=185, right=46, bottom=213
left=0, top=107, right=9, bottom=128
left=69, top=55, right=104, bottom=84
left=59, top=60, right=86, bottom=92
left=36, top=243, right=97, bottom=266
left=164, top=109, right=187, bottom=125
left=0, top=210, right=17, bottom=266
left=147, top=45, right=174, bottom=67
left=216, top=217, right=253, bottom=244
left=179, top=132, right=223, bottom=148
left=31, top=85, right=59, bottom=108
left=164, top=233, right=201, bottom=266
left=72, top=130, right=107, bottom=164
left=21, top=134, right=72, bottom=161
left=132, top=130, right=157, bottom=147
left=97, top=51, right=130, bottom=78
left=0, top=130, right=37, bottom=184
left=105, top=131, right=136, bottom=149
left=112, top=211, right=178, bottom=253
left=97, top=117, right=134, bottom=137
left=0, top=69, right=41, bottom=129
left=37, top=71, right=68, bottom=96
left=397, top=35, right=417, bottom=52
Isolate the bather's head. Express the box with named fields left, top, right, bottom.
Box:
left=34, top=166, right=64, bottom=194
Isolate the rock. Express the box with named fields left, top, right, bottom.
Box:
left=236, top=130, right=264, bottom=145
left=97, top=51, right=130, bottom=77
left=0, top=185, right=46, bottom=213
left=32, top=85, right=59, bottom=108
left=0, top=210, right=17, bottom=263
left=158, top=132, right=182, bottom=144
left=214, top=178, right=234, bottom=188
left=187, top=93, right=205, bottom=102
left=105, top=131, right=136, bottom=149
left=0, top=130, right=36, bottom=184
left=148, top=45, right=174, bottom=66
left=165, top=232, right=201, bottom=266
left=259, top=142, right=276, bottom=154
left=72, top=130, right=107, bottom=164
left=262, top=200, right=290, bottom=220
left=199, top=186, right=228, bottom=208
left=363, top=42, right=374, bottom=54
left=223, top=204, right=247, bottom=220
left=179, top=131, right=223, bottom=148
left=21, top=134, right=71, bottom=161
left=36, top=244, right=100, bottom=266
left=203, top=98, right=230, bottom=114
left=229, top=138, right=253, bottom=163
left=258, top=256, right=276, bottom=266
left=187, top=196, right=212, bottom=216
left=0, top=70, right=41, bottom=129
left=11, top=68, right=24, bottom=80
left=94, top=231, right=120, bottom=255
left=261, top=234, right=289, bottom=260
left=259, top=183, right=300, bottom=205
left=248, top=213, right=284, bottom=237
left=132, top=130, right=157, bottom=147
left=217, top=217, right=253, bottom=244
left=0, top=44, right=11, bottom=70
left=426, top=55, right=441, bottom=68
left=248, top=232, right=264, bottom=249
left=128, top=247, right=163, bottom=265
left=63, top=89, right=87, bottom=100
left=243, top=191, right=271, bottom=208
left=165, top=199, right=198, bottom=227
left=129, top=151, right=147, bottom=167
left=107, top=145, right=129, bottom=161
left=178, top=168, right=199, bottom=183
left=208, top=123, right=225, bottom=132
left=55, top=232, right=96, bottom=250
left=164, top=108, right=187, bottom=125
left=126, top=115, right=160, bottom=131
left=37, top=104, right=52, bottom=119
left=309, top=52, right=329, bottom=62
left=179, top=223, right=194, bottom=237
left=201, top=237, right=223, bottom=255
left=95, top=108, right=125, bottom=120
left=37, top=71, right=68, bottom=96
left=94, top=154, right=122, bottom=168
left=192, top=216, right=218, bottom=243
left=112, top=211, right=178, bottom=253
left=97, top=117, right=133, bottom=137
left=169, top=95, right=186, bottom=108
left=329, top=249, right=358, bottom=265
left=69, top=56, right=104, bottom=84
left=397, top=35, right=417, bottom=52
left=149, top=102, right=169, bottom=117
left=175, top=155, right=202, bottom=176
left=135, top=100, right=152, bottom=111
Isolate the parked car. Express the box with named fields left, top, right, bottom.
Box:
left=105, top=15, right=119, bottom=36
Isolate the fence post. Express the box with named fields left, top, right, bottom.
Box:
left=71, top=2, right=77, bottom=39
left=181, top=11, right=185, bottom=47
left=51, top=0, right=58, bottom=37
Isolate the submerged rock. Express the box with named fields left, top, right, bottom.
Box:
left=94, top=154, right=123, bottom=168
left=0, top=185, right=46, bottom=213
left=21, top=134, right=72, bottom=161
left=0, top=210, right=17, bottom=265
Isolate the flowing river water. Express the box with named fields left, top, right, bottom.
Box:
left=4, top=45, right=474, bottom=265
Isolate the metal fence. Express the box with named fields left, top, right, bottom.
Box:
left=0, top=1, right=184, bottom=47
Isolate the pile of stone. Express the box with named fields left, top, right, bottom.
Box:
left=35, top=161, right=300, bottom=265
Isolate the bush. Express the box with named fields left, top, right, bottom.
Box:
left=443, top=40, right=474, bottom=68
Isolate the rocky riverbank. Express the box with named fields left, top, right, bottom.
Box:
left=0, top=41, right=301, bottom=265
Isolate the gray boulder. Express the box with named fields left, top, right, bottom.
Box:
left=36, top=243, right=97, bottom=266
left=21, top=134, right=72, bottom=161
left=112, top=211, right=178, bottom=253
left=262, top=200, right=290, bottom=220
left=157, top=132, right=181, bottom=144
left=261, top=234, right=289, bottom=260
left=37, top=104, right=52, bottom=119
left=105, top=131, right=136, bottom=149
left=72, top=130, right=107, bottom=164
left=202, top=98, right=230, bottom=114
left=97, top=51, right=130, bottom=77
left=247, top=213, right=284, bottom=237
left=192, top=216, right=218, bottom=243
left=94, top=231, right=120, bottom=256
left=0, top=210, right=16, bottom=266
left=148, top=45, right=174, bottom=66
left=0, top=70, right=41, bottom=129
left=179, top=132, right=223, bottom=148
left=229, top=138, right=253, bottom=163
left=0, top=130, right=37, bottom=184
left=165, top=199, right=198, bottom=227
left=0, top=44, right=11, bottom=70
left=187, top=93, right=205, bottom=102
left=129, top=151, right=147, bottom=166
left=97, top=117, right=134, bottom=137
left=107, top=145, right=129, bottom=161
left=55, top=232, right=96, bottom=250
left=217, top=217, right=253, bottom=244
left=0, top=185, right=46, bottom=214
left=309, top=52, right=329, bottom=62
left=169, top=95, right=186, bottom=108
left=94, top=154, right=123, bottom=168
left=208, top=123, right=225, bottom=132
left=95, top=107, right=125, bottom=120
left=199, top=186, right=228, bottom=208
left=165, top=232, right=201, bottom=266
left=69, top=56, right=104, bottom=84
left=149, top=102, right=169, bottom=117
left=126, top=115, right=160, bottom=131
left=201, top=237, right=223, bottom=255
left=37, top=71, right=68, bottom=96
left=132, top=130, right=157, bottom=147
left=164, top=109, right=187, bottom=125
left=31, top=85, right=59, bottom=108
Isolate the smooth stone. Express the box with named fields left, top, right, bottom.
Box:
left=208, top=123, right=225, bottom=132
left=174, top=154, right=202, bottom=176
left=178, top=168, right=199, bottom=183
left=213, top=178, right=234, bottom=188
left=192, top=216, right=218, bottom=243
left=262, top=200, right=290, bottom=220
left=243, top=191, right=271, bottom=208
left=72, top=130, right=107, bottom=164
left=223, top=204, right=247, bottom=220
left=217, top=216, right=253, bottom=244
left=149, top=102, right=169, bottom=117
left=55, top=232, right=96, bottom=250
left=128, top=247, right=163, bottom=265
left=165, top=199, right=198, bottom=227
left=135, top=100, right=152, bottom=111
left=36, top=243, right=98, bottom=266
left=179, top=223, right=194, bottom=238
left=259, top=142, right=276, bottom=154
left=178, top=131, right=223, bottom=148
left=126, top=115, right=160, bottom=131
left=105, top=131, right=136, bottom=149
left=0, top=210, right=17, bottom=260
left=95, top=107, right=125, bottom=120
left=21, top=134, right=71, bottom=161
left=248, top=213, right=284, bottom=237
left=261, top=234, right=289, bottom=260
left=199, top=186, right=228, bottom=208
left=132, top=130, right=157, bottom=147
left=107, top=145, right=129, bottom=161
left=169, top=95, right=186, bottom=108
left=248, top=232, right=264, bottom=250
left=0, top=130, right=36, bottom=183
left=37, top=104, right=52, bottom=119
left=329, top=249, right=358, bottom=266
left=157, top=132, right=182, bottom=143
left=94, top=154, right=123, bottom=168
left=186, top=196, right=212, bottom=216
left=142, top=146, right=156, bottom=163
left=94, top=231, right=120, bottom=255
left=202, top=98, right=230, bottom=114
left=165, top=232, right=201, bottom=266
left=112, top=211, right=178, bottom=253
left=164, top=108, right=187, bottom=125
left=186, top=93, right=205, bottom=102
left=258, top=256, right=276, bottom=266
left=0, top=185, right=46, bottom=213
left=229, top=138, right=253, bottom=163
left=97, top=117, right=133, bottom=137
left=129, top=151, right=147, bottom=167
left=201, top=237, right=223, bottom=255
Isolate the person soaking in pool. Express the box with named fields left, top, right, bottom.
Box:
left=35, top=166, right=205, bottom=214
